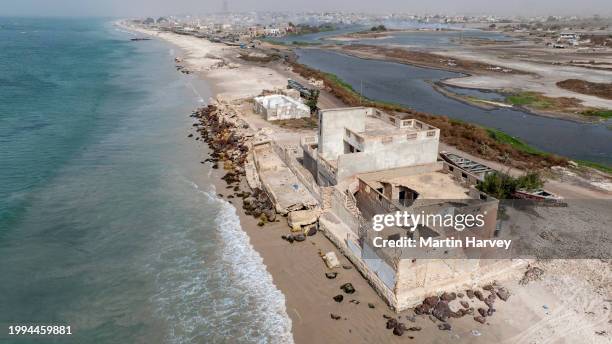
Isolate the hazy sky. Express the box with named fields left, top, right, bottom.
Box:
left=2, top=0, right=612, bottom=17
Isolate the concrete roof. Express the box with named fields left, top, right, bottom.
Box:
left=381, top=171, right=471, bottom=200
left=254, top=94, right=308, bottom=111
left=361, top=115, right=418, bottom=138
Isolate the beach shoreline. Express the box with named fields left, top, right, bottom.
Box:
left=116, top=21, right=612, bottom=343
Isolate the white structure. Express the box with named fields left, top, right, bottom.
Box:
left=253, top=94, right=310, bottom=121
left=302, top=107, right=440, bottom=185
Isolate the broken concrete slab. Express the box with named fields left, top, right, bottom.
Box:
left=288, top=209, right=320, bottom=232
left=252, top=142, right=318, bottom=215
left=323, top=252, right=341, bottom=269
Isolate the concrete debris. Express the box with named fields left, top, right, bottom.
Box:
left=323, top=252, right=341, bottom=269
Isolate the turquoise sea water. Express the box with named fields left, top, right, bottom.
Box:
left=0, top=18, right=292, bottom=343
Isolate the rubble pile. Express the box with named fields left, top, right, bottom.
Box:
left=191, top=104, right=276, bottom=225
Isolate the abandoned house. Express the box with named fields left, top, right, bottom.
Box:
left=253, top=94, right=310, bottom=121
left=302, top=107, right=440, bottom=186
left=294, top=107, right=522, bottom=311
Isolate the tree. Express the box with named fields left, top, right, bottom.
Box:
left=305, top=89, right=320, bottom=114
left=476, top=171, right=543, bottom=199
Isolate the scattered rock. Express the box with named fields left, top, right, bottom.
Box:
left=333, top=295, right=344, bottom=303
left=520, top=266, right=544, bottom=285
left=293, top=233, right=306, bottom=242
left=350, top=299, right=360, bottom=305
left=424, top=296, right=440, bottom=307
left=322, top=252, right=341, bottom=269
left=386, top=318, right=398, bottom=329
left=393, top=323, right=406, bottom=336
left=483, top=284, right=494, bottom=291
left=496, top=287, right=510, bottom=301
left=342, top=264, right=352, bottom=270
left=368, top=303, right=375, bottom=309
left=485, top=294, right=496, bottom=308
left=466, top=289, right=475, bottom=299
left=460, top=301, right=470, bottom=309
left=330, top=313, right=341, bottom=320
left=432, top=301, right=452, bottom=322
left=474, top=290, right=485, bottom=301
left=440, top=292, right=457, bottom=301
left=474, top=316, right=486, bottom=324
left=325, top=272, right=338, bottom=279
left=340, top=283, right=355, bottom=294
left=478, top=308, right=487, bottom=317
left=438, top=323, right=452, bottom=331
left=304, top=225, right=317, bottom=236
left=408, top=326, right=422, bottom=331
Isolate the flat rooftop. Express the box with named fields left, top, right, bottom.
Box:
left=362, top=115, right=418, bottom=138
left=361, top=165, right=471, bottom=200
left=383, top=171, right=471, bottom=199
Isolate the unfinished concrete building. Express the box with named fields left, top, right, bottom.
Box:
left=302, top=107, right=440, bottom=186
left=253, top=94, right=310, bottom=121
left=295, top=107, right=524, bottom=311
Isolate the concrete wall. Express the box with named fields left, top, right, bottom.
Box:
left=336, top=137, right=439, bottom=180
left=319, top=107, right=368, bottom=160
left=253, top=95, right=310, bottom=121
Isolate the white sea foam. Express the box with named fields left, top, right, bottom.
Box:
left=214, top=197, right=294, bottom=343
left=151, top=177, right=293, bottom=343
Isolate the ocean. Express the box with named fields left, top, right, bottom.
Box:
left=0, top=18, right=292, bottom=343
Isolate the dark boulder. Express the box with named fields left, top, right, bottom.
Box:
left=474, top=316, right=486, bottom=324
left=424, top=295, right=440, bottom=307
left=340, top=283, right=355, bottom=294
left=438, top=323, right=451, bottom=331
left=386, top=318, right=398, bottom=329
left=333, top=295, right=344, bottom=302
left=432, top=301, right=452, bottom=322
left=393, top=323, right=406, bottom=336
left=325, top=272, right=338, bottom=279
left=440, top=292, right=457, bottom=302
left=497, top=287, right=510, bottom=301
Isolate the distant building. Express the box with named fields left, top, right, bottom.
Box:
left=253, top=94, right=310, bottom=121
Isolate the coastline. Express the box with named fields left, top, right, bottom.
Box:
left=116, top=21, right=612, bottom=343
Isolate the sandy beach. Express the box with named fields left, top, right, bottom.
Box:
left=118, top=22, right=611, bottom=343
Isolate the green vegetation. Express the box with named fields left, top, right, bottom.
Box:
left=291, top=41, right=322, bottom=46
left=324, top=72, right=356, bottom=93
left=580, top=108, right=612, bottom=119
left=576, top=160, right=612, bottom=174
left=477, top=171, right=543, bottom=199
left=290, top=23, right=336, bottom=35
left=305, top=89, right=320, bottom=113
left=370, top=25, right=387, bottom=32
left=506, top=92, right=553, bottom=109
left=486, top=128, right=544, bottom=156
